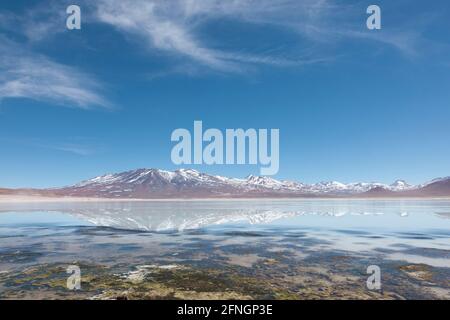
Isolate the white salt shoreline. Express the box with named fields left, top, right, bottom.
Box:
left=0, top=194, right=449, bottom=203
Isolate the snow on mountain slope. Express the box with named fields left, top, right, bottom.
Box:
left=419, top=176, right=450, bottom=188
left=389, top=179, right=414, bottom=191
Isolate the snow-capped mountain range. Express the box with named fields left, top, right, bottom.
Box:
left=3, top=168, right=449, bottom=198
left=33, top=168, right=448, bottom=198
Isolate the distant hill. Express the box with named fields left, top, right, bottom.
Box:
left=359, top=177, right=450, bottom=198
left=0, top=188, right=12, bottom=195
left=357, top=186, right=397, bottom=197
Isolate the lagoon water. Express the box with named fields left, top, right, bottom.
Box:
left=0, top=199, right=449, bottom=299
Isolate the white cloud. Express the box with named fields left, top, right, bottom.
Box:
left=0, top=137, right=97, bottom=156
left=0, top=38, right=110, bottom=109
left=90, top=0, right=423, bottom=73
left=92, top=0, right=337, bottom=72
left=0, top=0, right=432, bottom=86
left=48, top=143, right=94, bottom=156
left=94, top=0, right=238, bottom=71
left=0, top=3, right=66, bottom=42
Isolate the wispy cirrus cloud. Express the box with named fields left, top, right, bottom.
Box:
left=0, top=136, right=98, bottom=156
left=92, top=0, right=339, bottom=72
left=0, top=0, right=438, bottom=86
left=0, top=37, right=110, bottom=109
left=44, top=143, right=95, bottom=156
left=94, top=0, right=240, bottom=71
left=0, top=2, right=67, bottom=42
left=89, top=0, right=426, bottom=73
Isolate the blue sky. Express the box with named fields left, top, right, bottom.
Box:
left=1, top=0, right=450, bottom=188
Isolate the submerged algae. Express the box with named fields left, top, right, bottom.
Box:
left=1, top=257, right=448, bottom=300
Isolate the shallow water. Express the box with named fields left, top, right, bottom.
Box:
left=0, top=199, right=449, bottom=299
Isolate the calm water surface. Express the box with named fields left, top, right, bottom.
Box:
left=0, top=199, right=449, bottom=299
